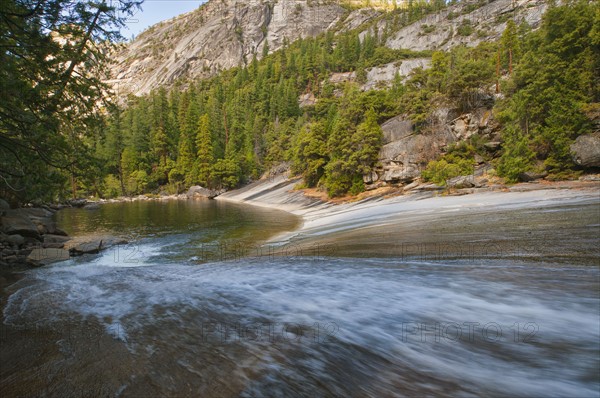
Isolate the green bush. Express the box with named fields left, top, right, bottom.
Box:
left=457, top=20, right=474, bottom=36
left=102, top=174, right=122, bottom=198
left=422, top=156, right=474, bottom=185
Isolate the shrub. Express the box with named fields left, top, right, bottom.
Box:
left=422, top=155, right=474, bottom=185
left=102, top=174, right=122, bottom=198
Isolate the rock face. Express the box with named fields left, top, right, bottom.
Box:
left=362, top=58, right=431, bottom=91
left=377, top=116, right=457, bottom=183
left=381, top=115, right=414, bottom=144
left=384, top=0, right=547, bottom=52
left=109, top=0, right=350, bottom=96
left=298, top=92, right=317, bottom=107
left=372, top=107, right=500, bottom=185
left=571, top=133, right=600, bottom=168
left=107, top=0, right=549, bottom=98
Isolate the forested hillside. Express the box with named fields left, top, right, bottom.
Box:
left=1, top=0, right=598, bottom=204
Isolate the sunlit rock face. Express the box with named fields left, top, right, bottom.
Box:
left=108, top=0, right=348, bottom=97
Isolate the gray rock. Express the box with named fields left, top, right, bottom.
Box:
left=447, top=175, right=475, bottom=188
left=402, top=180, right=420, bottom=191
left=66, top=236, right=128, bottom=255
left=19, top=207, right=54, bottom=218
left=44, top=234, right=71, bottom=244
left=187, top=186, right=220, bottom=199
left=518, top=171, right=548, bottom=182
left=415, top=183, right=444, bottom=191
left=363, top=171, right=379, bottom=184
left=4, top=255, right=17, bottom=263
left=110, top=0, right=349, bottom=97
left=385, top=0, right=546, bottom=52
left=69, top=240, right=103, bottom=255
left=84, top=203, right=101, bottom=210
left=329, top=71, right=356, bottom=84
left=0, top=199, right=10, bottom=211
left=27, top=248, right=70, bottom=266
left=579, top=174, right=600, bottom=181
left=571, top=132, right=600, bottom=168
left=380, top=128, right=456, bottom=167
left=484, top=141, right=502, bottom=151
left=382, top=165, right=421, bottom=183
left=1, top=213, right=41, bottom=239
left=7, top=234, right=25, bottom=247
left=43, top=243, right=66, bottom=249
left=68, top=198, right=87, bottom=207
left=380, top=116, right=414, bottom=144
left=48, top=226, right=68, bottom=236
left=361, top=59, right=431, bottom=91
left=298, top=92, right=317, bottom=107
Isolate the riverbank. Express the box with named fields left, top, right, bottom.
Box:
left=217, top=174, right=600, bottom=264
left=0, top=204, right=129, bottom=271
left=1, top=178, right=598, bottom=397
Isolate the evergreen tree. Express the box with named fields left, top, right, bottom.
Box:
left=194, top=114, right=214, bottom=187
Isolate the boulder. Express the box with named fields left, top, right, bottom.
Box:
left=3, top=255, right=17, bottom=263
left=0, top=199, right=9, bottom=211
left=19, top=208, right=53, bottom=218
left=44, top=234, right=71, bottom=244
left=187, top=186, right=220, bottom=199
left=382, top=165, right=421, bottom=183
left=446, top=175, right=476, bottom=189
left=65, top=236, right=128, bottom=255
left=48, top=225, right=68, bottom=236
left=518, top=171, right=548, bottom=182
left=363, top=171, right=379, bottom=184
left=68, top=198, right=87, bottom=208
left=27, top=248, right=70, bottom=267
left=69, top=241, right=103, bottom=255
left=0, top=213, right=40, bottom=239
left=43, top=234, right=71, bottom=249
left=7, top=234, right=25, bottom=247
left=571, top=132, right=600, bottom=168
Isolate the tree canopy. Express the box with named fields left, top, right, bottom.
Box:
left=0, top=0, right=141, bottom=204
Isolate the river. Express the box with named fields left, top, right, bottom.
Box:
left=1, top=198, right=599, bottom=397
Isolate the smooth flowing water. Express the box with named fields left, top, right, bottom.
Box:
left=1, top=199, right=599, bottom=397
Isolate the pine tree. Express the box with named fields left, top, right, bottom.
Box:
left=194, top=114, right=214, bottom=187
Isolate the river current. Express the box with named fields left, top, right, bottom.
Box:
left=1, top=199, right=599, bottom=397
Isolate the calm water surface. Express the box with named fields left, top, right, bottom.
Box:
left=1, top=199, right=599, bottom=397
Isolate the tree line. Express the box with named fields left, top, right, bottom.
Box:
left=1, top=0, right=598, bottom=204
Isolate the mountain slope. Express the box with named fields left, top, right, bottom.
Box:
left=108, top=0, right=351, bottom=96
left=108, top=0, right=548, bottom=97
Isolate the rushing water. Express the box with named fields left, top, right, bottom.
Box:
left=1, top=199, right=599, bottom=397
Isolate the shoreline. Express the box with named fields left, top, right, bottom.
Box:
left=216, top=174, right=600, bottom=242
left=2, top=175, right=598, bottom=274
